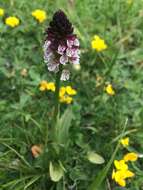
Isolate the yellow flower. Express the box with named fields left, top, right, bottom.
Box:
left=60, top=95, right=73, bottom=104
left=124, top=152, right=138, bottom=162
left=5, top=16, right=20, bottom=27
left=39, top=81, right=55, bottom=92
left=66, top=86, right=77, bottom=95
left=32, top=9, right=46, bottom=23
left=112, top=169, right=135, bottom=187
left=112, top=156, right=135, bottom=187
left=59, top=87, right=66, bottom=97
left=0, top=8, right=4, bottom=16
left=91, top=35, right=107, bottom=52
left=39, top=80, right=48, bottom=91
left=105, top=84, right=115, bottom=96
left=65, top=96, right=73, bottom=104
left=112, top=169, right=116, bottom=179
left=120, top=137, right=129, bottom=147
left=47, top=82, right=55, bottom=92
left=59, top=96, right=66, bottom=103
left=114, top=160, right=128, bottom=171
left=59, top=86, right=76, bottom=104
left=114, top=171, right=126, bottom=187
left=124, top=170, right=135, bottom=178
left=117, top=178, right=126, bottom=187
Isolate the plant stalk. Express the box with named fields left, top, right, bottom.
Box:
left=53, top=65, right=62, bottom=123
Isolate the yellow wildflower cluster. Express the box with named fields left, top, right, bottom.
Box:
left=5, top=16, right=20, bottom=27
left=105, top=84, right=115, bottom=96
left=91, top=35, right=107, bottom=52
left=1, top=8, right=46, bottom=28
left=0, top=8, right=4, bottom=16
left=112, top=137, right=138, bottom=187
left=39, top=81, right=55, bottom=92
left=32, top=9, right=46, bottom=23
left=59, top=86, right=77, bottom=104
left=39, top=81, right=77, bottom=104
left=112, top=153, right=138, bottom=187
left=112, top=138, right=138, bottom=187
left=112, top=159, right=135, bottom=187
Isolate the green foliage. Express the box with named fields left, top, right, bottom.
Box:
left=54, top=107, right=74, bottom=147
left=0, top=0, right=143, bottom=190
left=87, top=151, right=105, bottom=165
left=49, top=161, right=64, bottom=182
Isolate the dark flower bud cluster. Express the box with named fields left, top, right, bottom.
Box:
left=44, top=10, right=80, bottom=81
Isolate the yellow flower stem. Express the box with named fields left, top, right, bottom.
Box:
left=53, top=65, right=62, bottom=124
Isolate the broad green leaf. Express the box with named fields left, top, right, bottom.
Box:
left=49, top=162, right=64, bottom=182
left=87, top=151, right=105, bottom=164
left=54, top=107, right=74, bottom=146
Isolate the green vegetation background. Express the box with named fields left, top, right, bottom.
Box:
left=0, top=0, right=143, bottom=189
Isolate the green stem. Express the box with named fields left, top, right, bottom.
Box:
left=53, top=66, right=62, bottom=123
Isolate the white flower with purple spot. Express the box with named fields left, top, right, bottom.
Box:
left=58, top=44, right=66, bottom=55
left=43, top=40, right=51, bottom=50
left=60, top=55, right=68, bottom=65
left=61, top=69, right=70, bottom=81
left=47, top=62, right=59, bottom=72
left=67, top=39, right=74, bottom=48
left=71, top=57, right=80, bottom=64
left=44, top=52, right=54, bottom=63
left=73, top=39, right=80, bottom=46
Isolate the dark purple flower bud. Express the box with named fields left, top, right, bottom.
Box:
left=48, top=10, right=73, bottom=37
left=44, top=10, right=80, bottom=81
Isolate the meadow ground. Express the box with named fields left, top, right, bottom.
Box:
left=0, top=0, right=143, bottom=189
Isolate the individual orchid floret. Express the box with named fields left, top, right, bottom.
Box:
left=44, top=10, right=80, bottom=80
left=60, top=69, right=70, bottom=81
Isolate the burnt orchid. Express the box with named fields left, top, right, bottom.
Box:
left=44, top=10, right=80, bottom=81
left=43, top=10, right=80, bottom=123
